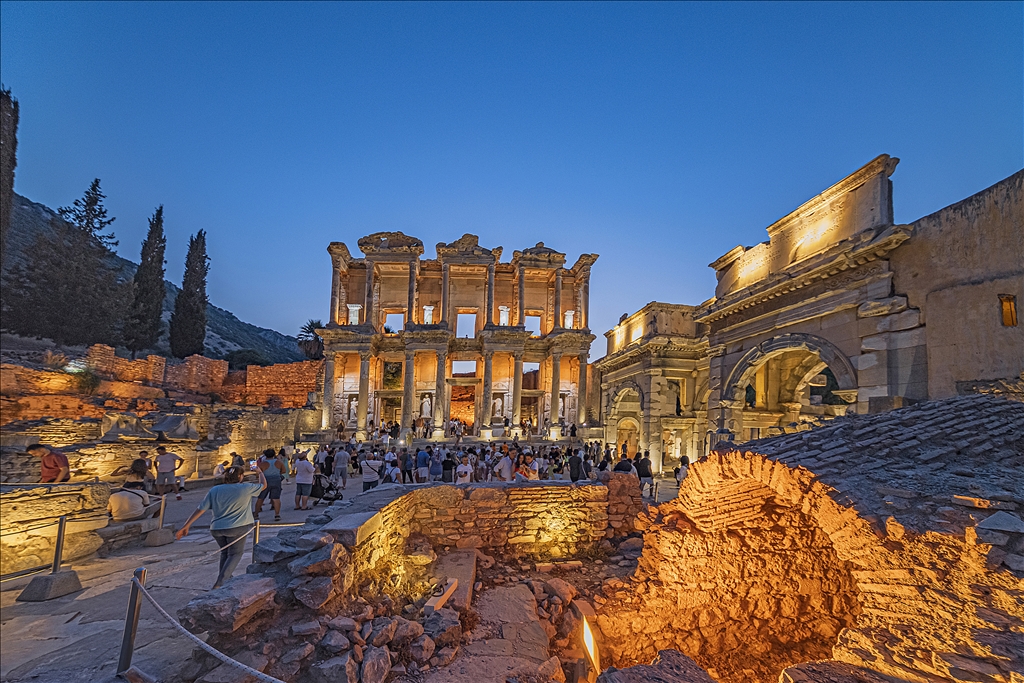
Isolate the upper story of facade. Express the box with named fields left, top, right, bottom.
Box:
left=321, top=232, right=598, bottom=355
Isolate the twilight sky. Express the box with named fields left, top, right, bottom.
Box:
left=1, top=1, right=1021, bottom=358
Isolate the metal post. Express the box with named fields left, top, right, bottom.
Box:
left=253, top=520, right=261, bottom=546
left=51, top=516, right=67, bottom=574
left=158, top=496, right=166, bottom=528
left=117, top=567, right=147, bottom=675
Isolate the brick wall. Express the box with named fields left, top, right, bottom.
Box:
left=86, top=344, right=166, bottom=384
left=164, top=355, right=229, bottom=394
left=243, top=360, right=323, bottom=408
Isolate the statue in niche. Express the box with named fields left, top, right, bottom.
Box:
left=421, top=394, right=432, bottom=419
left=348, top=396, right=358, bottom=422
left=492, top=396, right=503, bottom=417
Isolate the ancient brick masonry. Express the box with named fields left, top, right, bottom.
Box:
left=241, top=360, right=323, bottom=408
left=594, top=392, right=1024, bottom=683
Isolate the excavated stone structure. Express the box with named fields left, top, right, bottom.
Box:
left=594, top=392, right=1024, bottom=683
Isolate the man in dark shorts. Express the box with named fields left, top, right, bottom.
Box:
left=254, top=448, right=287, bottom=521
left=568, top=448, right=584, bottom=483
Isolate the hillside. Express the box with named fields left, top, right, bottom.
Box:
left=3, top=193, right=304, bottom=363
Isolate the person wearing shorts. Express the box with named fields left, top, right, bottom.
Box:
left=333, top=448, right=351, bottom=489
left=293, top=450, right=315, bottom=510
left=153, top=446, right=184, bottom=498
left=254, top=449, right=287, bottom=521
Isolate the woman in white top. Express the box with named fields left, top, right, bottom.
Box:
left=293, top=450, right=315, bottom=510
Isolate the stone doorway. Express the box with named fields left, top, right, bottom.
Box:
left=520, top=396, right=540, bottom=432
left=449, top=385, right=476, bottom=429
left=380, top=396, right=402, bottom=424
left=616, top=418, right=639, bottom=457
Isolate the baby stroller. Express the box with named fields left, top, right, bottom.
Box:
left=310, top=473, right=343, bottom=506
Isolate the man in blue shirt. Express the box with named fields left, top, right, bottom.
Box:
left=416, top=448, right=430, bottom=483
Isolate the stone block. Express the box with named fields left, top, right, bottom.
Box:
left=144, top=527, right=175, bottom=547
left=178, top=576, right=277, bottom=634
left=1004, top=554, right=1024, bottom=571
left=409, top=634, right=435, bottom=664
left=310, top=652, right=359, bottom=683
left=16, top=570, right=83, bottom=602
left=287, top=542, right=349, bottom=576
left=423, top=607, right=462, bottom=648
left=321, top=511, right=382, bottom=548
left=977, top=511, right=1024, bottom=534
left=321, top=629, right=352, bottom=654
left=361, top=645, right=391, bottom=683
left=251, top=537, right=300, bottom=564
left=294, top=576, right=336, bottom=610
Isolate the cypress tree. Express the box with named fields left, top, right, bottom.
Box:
left=58, top=178, right=117, bottom=248
left=1, top=87, right=19, bottom=272
left=124, top=206, right=167, bottom=357
left=169, top=229, right=208, bottom=358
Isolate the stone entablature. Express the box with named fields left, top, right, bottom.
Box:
left=596, top=160, right=1021, bottom=449
left=320, top=233, right=599, bottom=439
left=593, top=303, right=710, bottom=471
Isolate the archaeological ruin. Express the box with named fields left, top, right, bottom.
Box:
left=319, top=233, right=599, bottom=441
left=595, top=156, right=1023, bottom=472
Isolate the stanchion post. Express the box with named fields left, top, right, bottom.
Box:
left=117, top=567, right=147, bottom=675
left=158, top=496, right=166, bottom=528
left=253, top=519, right=260, bottom=546
left=51, top=516, right=67, bottom=574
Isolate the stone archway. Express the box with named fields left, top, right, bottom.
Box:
left=615, top=416, right=640, bottom=458
left=723, top=333, right=857, bottom=405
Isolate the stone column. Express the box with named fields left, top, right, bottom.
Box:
left=577, top=352, right=588, bottom=425
left=321, top=353, right=335, bottom=429
left=481, top=350, right=494, bottom=427
left=329, top=257, right=341, bottom=325
left=517, top=265, right=526, bottom=326
left=401, top=350, right=415, bottom=435
left=511, top=351, right=523, bottom=428
left=553, top=270, right=563, bottom=328
left=363, top=262, right=374, bottom=326
left=485, top=263, right=496, bottom=326
left=407, top=259, right=419, bottom=327
left=356, top=351, right=371, bottom=440
left=582, top=270, right=591, bottom=329
left=432, top=350, right=447, bottom=439
left=549, top=352, right=562, bottom=427
left=441, top=262, right=450, bottom=325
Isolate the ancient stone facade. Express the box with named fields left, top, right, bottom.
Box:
left=593, top=303, right=710, bottom=471
left=320, top=233, right=598, bottom=440
left=595, top=157, right=1023, bottom=447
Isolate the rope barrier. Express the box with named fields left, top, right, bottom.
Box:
left=0, top=519, right=60, bottom=537
left=129, top=576, right=286, bottom=683
left=0, top=565, right=50, bottom=583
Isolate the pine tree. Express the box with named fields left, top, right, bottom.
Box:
left=1, top=87, right=19, bottom=272
left=169, top=230, right=208, bottom=358
left=59, top=178, right=117, bottom=248
left=1, top=216, right=128, bottom=345
left=124, top=206, right=167, bottom=357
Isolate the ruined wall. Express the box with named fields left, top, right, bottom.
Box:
left=164, top=354, right=230, bottom=394
left=244, top=360, right=322, bottom=408
left=1, top=440, right=203, bottom=483
left=0, top=482, right=110, bottom=574
left=891, top=170, right=1024, bottom=399
left=0, top=417, right=102, bottom=448
left=86, top=344, right=166, bottom=384
left=205, top=406, right=319, bottom=459
left=593, top=444, right=1024, bottom=683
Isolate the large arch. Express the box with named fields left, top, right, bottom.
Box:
left=722, top=332, right=857, bottom=404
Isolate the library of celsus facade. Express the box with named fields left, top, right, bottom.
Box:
left=318, top=233, right=598, bottom=441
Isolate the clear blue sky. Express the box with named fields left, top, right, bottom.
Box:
left=2, top=2, right=1021, bottom=356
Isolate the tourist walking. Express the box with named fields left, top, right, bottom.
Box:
left=568, top=449, right=584, bottom=483
left=27, top=443, right=70, bottom=483
left=176, top=466, right=267, bottom=589
left=293, top=450, right=315, bottom=509
left=254, top=448, right=287, bottom=521
left=636, top=450, right=654, bottom=497
left=401, top=448, right=415, bottom=483
left=362, top=452, right=383, bottom=491
left=333, top=448, right=351, bottom=490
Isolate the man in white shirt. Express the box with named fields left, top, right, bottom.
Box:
left=362, top=454, right=383, bottom=492
left=293, top=450, right=315, bottom=510
left=107, top=487, right=160, bottom=522
left=494, top=451, right=514, bottom=482
left=456, top=454, right=473, bottom=484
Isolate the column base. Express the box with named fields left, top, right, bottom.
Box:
left=510, top=427, right=523, bottom=440
left=479, top=427, right=493, bottom=440
left=548, top=425, right=563, bottom=440
left=355, top=430, right=368, bottom=442
left=431, top=427, right=446, bottom=441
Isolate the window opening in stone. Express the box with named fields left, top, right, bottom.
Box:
left=384, top=312, right=404, bottom=334
left=745, top=384, right=756, bottom=408
left=382, top=362, right=402, bottom=391
left=1000, top=294, right=1018, bottom=326
left=522, top=362, right=540, bottom=390
left=525, top=315, right=542, bottom=337
left=456, top=313, right=477, bottom=338
left=451, top=360, right=477, bottom=377
left=346, top=304, right=362, bottom=325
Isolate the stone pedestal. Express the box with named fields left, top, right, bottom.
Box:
left=17, top=570, right=83, bottom=602
left=479, top=428, right=493, bottom=441
left=144, top=527, right=175, bottom=547
left=549, top=425, right=563, bottom=440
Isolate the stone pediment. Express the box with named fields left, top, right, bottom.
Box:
left=357, top=232, right=424, bottom=257
left=513, top=242, right=566, bottom=269
left=435, top=234, right=501, bottom=263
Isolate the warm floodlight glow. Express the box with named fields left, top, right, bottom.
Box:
left=582, top=616, right=599, bottom=670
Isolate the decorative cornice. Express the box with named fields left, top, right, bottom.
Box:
left=695, top=224, right=912, bottom=324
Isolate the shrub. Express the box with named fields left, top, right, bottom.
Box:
left=42, top=350, right=69, bottom=370
left=75, top=368, right=102, bottom=395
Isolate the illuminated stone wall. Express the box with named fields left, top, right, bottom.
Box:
left=0, top=482, right=110, bottom=574
left=242, top=360, right=322, bottom=408
left=593, top=394, right=1024, bottom=683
